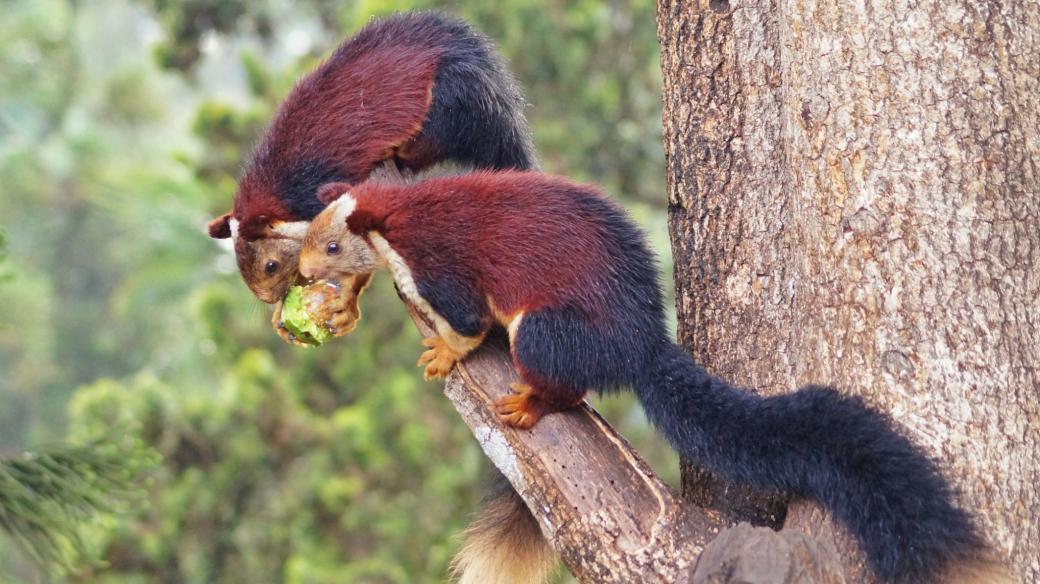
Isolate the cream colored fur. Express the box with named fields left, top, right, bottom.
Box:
left=368, top=233, right=475, bottom=353
left=270, top=220, right=310, bottom=241
left=325, top=193, right=356, bottom=228
left=450, top=489, right=556, bottom=584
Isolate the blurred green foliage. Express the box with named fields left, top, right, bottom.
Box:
left=0, top=434, right=157, bottom=573
left=0, top=0, right=673, bottom=581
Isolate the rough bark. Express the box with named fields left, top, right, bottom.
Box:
left=692, top=523, right=846, bottom=584
left=658, top=0, right=1039, bottom=581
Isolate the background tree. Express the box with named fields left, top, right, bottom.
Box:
left=657, top=0, right=1038, bottom=581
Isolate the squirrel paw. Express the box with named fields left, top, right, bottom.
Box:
left=272, top=300, right=312, bottom=347
left=323, top=290, right=361, bottom=336
left=417, top=336, right=462, bottom=380
left=494, top=384, right=552, bottom=430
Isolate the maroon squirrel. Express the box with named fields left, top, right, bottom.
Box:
left=296, top=171, right=1008, bottom=584
left=206, top=12, right=551, bottom=583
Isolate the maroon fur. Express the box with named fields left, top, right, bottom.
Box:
left=315, top=171, right=993, bottom=584
left=234, top=42, right=442, bottom=233
left=207, top=212, right=232, bottom=239
left=345, top=172, right=616, bottom=322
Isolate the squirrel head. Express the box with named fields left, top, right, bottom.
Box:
left=299, top=184, right=380, bottom=284
left=208, top=210, right=310, bottom=304
left=208, top=173, right=322, bottom=303
left=208, top=181, right=378, bottom=303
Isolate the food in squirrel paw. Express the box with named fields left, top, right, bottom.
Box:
left=280, top=281, right=340, bottom=346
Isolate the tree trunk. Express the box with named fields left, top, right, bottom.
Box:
left=658, top=0, right=1039, bottom=581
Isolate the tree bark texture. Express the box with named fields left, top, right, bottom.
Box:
left=658, top=0, right=1039, bottom=581
left=691, top=523, right=845, bottom=584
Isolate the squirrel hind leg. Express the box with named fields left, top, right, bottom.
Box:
left=496, top=305, right=628, bottom=428
left=493, top=382, right=584, bottom=429
left=450, top=478, right=556, bottom=584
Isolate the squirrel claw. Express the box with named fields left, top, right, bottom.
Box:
left=326, top=309, right=358, bottom=336
left=277, top=328, right=310, bottom=348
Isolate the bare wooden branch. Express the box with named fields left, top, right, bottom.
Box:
left=404, top=304, right=715, bottom=582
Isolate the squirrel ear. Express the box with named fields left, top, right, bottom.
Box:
left=207, top=212, right=233, bottom=239
left=316, top=182, right=353, bottom=206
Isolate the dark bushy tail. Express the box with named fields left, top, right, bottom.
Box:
left=635, top=343, right=992, bottom=583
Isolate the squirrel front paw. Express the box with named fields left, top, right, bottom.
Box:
left=321, top=287, right=361, bottom=336
left=272, top=300, right=313, bottom=347
left=417, top=336, right=463, bottom=380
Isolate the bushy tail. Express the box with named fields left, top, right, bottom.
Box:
left=450, top=473, right=556, bottom=584
left=635, top=343, right=993, bottom=584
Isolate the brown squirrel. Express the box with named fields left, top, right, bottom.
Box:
left=295, top=171, right=1009, bottom=584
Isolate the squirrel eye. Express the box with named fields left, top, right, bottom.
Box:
left=326, top=241, right=340, bottom=255
left=264, top=260, right=279, bottom=274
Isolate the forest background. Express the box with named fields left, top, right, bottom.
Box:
left=0, top=0, right=674, bottom=582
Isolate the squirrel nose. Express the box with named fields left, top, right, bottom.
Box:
left=298, top=259, right=317, bottom=281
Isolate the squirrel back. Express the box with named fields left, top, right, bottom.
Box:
left=237, top=11, right=536, bottom=225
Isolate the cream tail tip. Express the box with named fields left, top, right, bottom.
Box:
left=450, top=487, right=556, bottom=584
